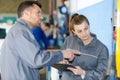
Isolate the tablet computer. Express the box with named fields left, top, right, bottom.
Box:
left=51, top=63, right=76, bottom=71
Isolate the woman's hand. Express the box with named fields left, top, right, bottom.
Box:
left=67, top=66, right=85, bottom=76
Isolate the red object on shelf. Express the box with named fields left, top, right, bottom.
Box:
left=113, top=31, right=116, bottom=41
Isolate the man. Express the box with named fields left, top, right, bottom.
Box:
left=32, top=22, right=50, bottom=50
left=0, top=1, right=80, bottom=80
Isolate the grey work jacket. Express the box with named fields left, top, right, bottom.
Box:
left=61, top=34, right=109, bottom=80
left=0, top=19, right=63, bottom=80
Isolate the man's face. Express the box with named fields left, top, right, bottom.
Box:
left=73, top=21, right=90, bottom=41
left=28, top=4, right=43, bottom=27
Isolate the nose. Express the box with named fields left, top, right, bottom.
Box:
left=82, top=31, right=86, bottom=35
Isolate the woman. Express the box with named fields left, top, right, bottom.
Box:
left=60, top=13, right=109, bottom=80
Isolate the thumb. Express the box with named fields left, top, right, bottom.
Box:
left=67, top=67, right=74, bottom=71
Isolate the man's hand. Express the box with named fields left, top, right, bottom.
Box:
left=58, top=59, right=68, bottom=64
left=61, top=49, right=80, bottom=61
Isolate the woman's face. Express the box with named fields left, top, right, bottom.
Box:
left=73, top=20, right=90, bottom=41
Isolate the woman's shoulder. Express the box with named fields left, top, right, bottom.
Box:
left=94, top=38, right=108, bottom=55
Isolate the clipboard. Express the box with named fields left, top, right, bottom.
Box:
left=51, top=63, right=76, bottom=71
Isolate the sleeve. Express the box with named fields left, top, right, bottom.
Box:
left=14, top=30, right=63, bottom=68
left=84, top=46, right=109, bottom=80
left=60, top=37, right=69, bottom=50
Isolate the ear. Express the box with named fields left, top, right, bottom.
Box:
left=23, top=10, right=31, bottom=18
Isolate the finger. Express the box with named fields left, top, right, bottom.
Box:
left=67, top=67, right=75, bottom=71
left=72, top=50, right=80, bottom=55
left=69, top=54, right=74, bottom=61
left=75, top=66, right=80, bottom=69
left=58, top=60, right=66, bottom=64
left=67, top=67, right=77, bottom=75
left=59, top=59, right=68, bottom=64
left=64, top=60, right=68, bottom=63
left=67, top=49, right=80, bottom=55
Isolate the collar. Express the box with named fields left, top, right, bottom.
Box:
left=16, top=19, right=31, bottom=30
